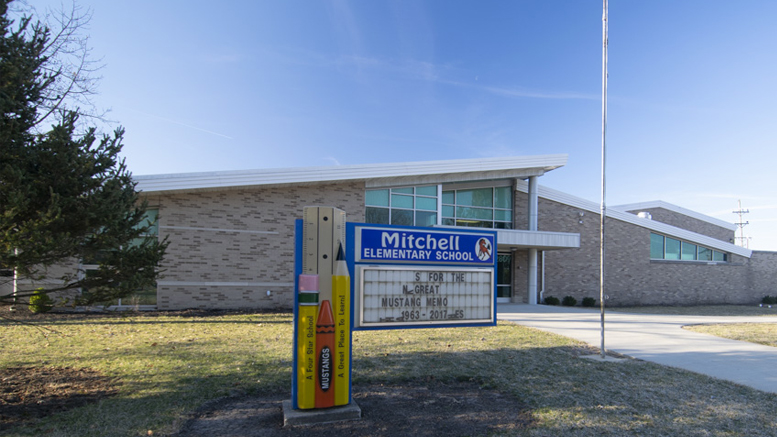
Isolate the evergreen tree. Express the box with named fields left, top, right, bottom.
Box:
left=0, top=0, right=167, bottom=307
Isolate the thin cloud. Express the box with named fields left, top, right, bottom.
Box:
left=128, top=108, right=234, bottom=140
left=440, top=79, right=600, bottom=101
left=324, top=156, right=342, bottom=166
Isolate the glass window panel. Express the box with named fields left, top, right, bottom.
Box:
left=416, top=197, right=437, bottom=211
left=650, top=233, right=664, bottom=259
left=390, top=209, right=413, bottom=226
left=391, top=187, right=413, bottom=194
left=497, top=254, right=512, bottom=285
left=391, top=194, right=413, bottom=209
left=494, top=209, right=512, bottom=222
left=442, top=191, right=455, bottom=204
left=366, top=190, right=389, bottom=207
left=712, top=251, right=727, bottom=262
left=442, top=205, right=455, bottom=218
left=698, top=246, right=712, bottom=261
left=365, top=207, right=389, bottom=224
left=456, top=206, right=493, bottom=220
left=456, top=188, right=493, bottom=207
left=497, top=285, right=512, bottom=298
left=665, top=238, right=681, bottom=260
left=139, top=209, right=159, bottom=235
left=442, top=218, right=456, bottom=226
left=681, top=242, right=697, bottom=260
left=456, top=219, right=492, bottom=228
left=416, top=186, right=437, bottom=196
left=494, top=187, right=512, bottom=209
left=494, top=222, right=513, bottom=229
left=415, top=211, right=437, bottom=227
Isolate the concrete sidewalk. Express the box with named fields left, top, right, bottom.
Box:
left=497, top=304, right=777, bottom=394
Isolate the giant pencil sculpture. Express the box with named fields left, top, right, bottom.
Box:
left=332, top=242, right=351, bottom=406
left=315, top=299, right=336, bottom=408
left=296, top=274, right=319, bottom=409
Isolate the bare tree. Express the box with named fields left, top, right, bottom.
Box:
left=10, top=0, right=108, bottom=129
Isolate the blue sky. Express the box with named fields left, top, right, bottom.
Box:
left=25, top=0, right=777, bottom=250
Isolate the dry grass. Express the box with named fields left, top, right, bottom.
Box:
left=685, top=323, right=777, bottom=348
left=1, top=310, right=776, bottom=436
left=610, top=305, right=777, bottom=317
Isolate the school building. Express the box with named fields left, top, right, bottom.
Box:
left=128, top=154, right=776, bottom=310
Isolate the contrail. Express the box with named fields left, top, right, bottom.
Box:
left=127, top=108, right=234, bottom=140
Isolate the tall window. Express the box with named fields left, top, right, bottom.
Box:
left=83, top=209, right=160, bottom=306
left=442, top=187, right=512, bottom=229
left=366, top=186, right=438, bottom=226
left=649, top=233, right=728, bottom=262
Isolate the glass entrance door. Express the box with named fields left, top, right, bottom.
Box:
left=496, top=253, right=512, bottom=302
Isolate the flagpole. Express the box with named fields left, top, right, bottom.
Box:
left=600, top=0, right=609, bottom=360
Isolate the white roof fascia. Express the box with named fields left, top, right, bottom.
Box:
left=496, top=229, right=581, bottom=250
left=435, top=225, right=580, bottom=250
left=612, top=201, right=737, bottom=231
left=515, top=180, right=752, bottom=258
left=135, top=154, right=568, bottom=193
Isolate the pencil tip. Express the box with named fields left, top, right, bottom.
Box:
left=336, top=242, right=345, bottom=261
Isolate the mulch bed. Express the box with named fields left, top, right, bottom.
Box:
left=176, top=381, right=535, bottom=437
left=0, top=366, right=119, bottom=430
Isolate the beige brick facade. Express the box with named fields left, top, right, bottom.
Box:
left=146, top=181, right=365, bottom=310
left=524, top=197, right=775, bottom=306
left=145, top=180, right=775, bottom=310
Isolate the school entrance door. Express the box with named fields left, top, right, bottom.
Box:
left=496, top=253, right=512, bottom=303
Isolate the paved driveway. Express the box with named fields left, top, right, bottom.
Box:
left=497, top=304, right=777, bottom=394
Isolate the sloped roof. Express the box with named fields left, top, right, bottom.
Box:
left=515, top=180, right=752, bottom=258
left=134, top=155, right=568, bottom=193
left=612, top=200, right=737, bottom=231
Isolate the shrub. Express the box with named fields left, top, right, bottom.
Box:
left=544, top=296, right=560, bottom=305
left=582, top=297, right=597, bottom=307
left=562, top=296, right=577, bottom=306
left=29, top=289, right=54, bottom=313
left=762, top=296, right=777, bottom=305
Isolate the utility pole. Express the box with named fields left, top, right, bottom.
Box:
left=733, top=200, right=750, bottom=248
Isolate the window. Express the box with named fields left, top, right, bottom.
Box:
left=83, top=208, right=160, bottom=306
left=366, top=186, right=438, bottom=227
left=650, top=233, right=664, bottom=259
left=649, top=233, right=728, bottom=263
left=366, top=184, right=513, bottom=229
left=442, top=186, right=512, bottom=229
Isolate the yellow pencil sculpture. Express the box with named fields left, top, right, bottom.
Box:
left=296, top=274, right=319, bottom=409
left=332, top=242, right=351, bottom=406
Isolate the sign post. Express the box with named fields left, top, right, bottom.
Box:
left=292, top=207, right=351, bottom=410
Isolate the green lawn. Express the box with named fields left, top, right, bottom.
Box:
left=1, top=311, right=776, bottom=436
left=685, top=323, right=777, bottom=348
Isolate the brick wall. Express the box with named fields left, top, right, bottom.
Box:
left=624, top=207, right=735, bottom=243
left=748, top=251, right=777, bottom=299
left=147, top=181, right=365, bottom=310
left=537, top=198, right=764, bottom=306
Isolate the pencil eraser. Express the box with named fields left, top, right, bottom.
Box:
left=298, top=274, right=319, bottom=292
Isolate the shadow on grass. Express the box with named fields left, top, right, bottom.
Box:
left=5, top=329, right=777, bottom=436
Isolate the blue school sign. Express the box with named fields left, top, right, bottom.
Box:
left=349, top=224, right=497, bottom=330
left=356, top=227, right=495, bottom=265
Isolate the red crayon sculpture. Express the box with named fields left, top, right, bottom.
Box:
left=315, top=299, right=336, bottom=408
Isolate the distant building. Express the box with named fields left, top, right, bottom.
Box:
left=16, top=155, right=776, bottom=309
